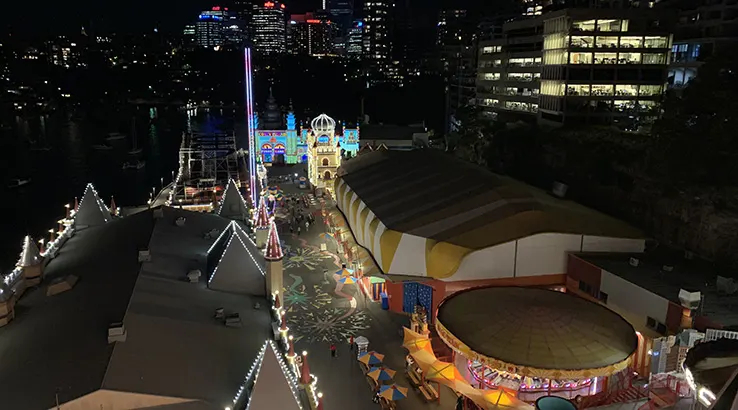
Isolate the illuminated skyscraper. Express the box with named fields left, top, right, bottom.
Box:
left=253, top=1, right=287, bottom=55
left=196, top=6, right=230, bottom=49
left=288, top=12, right=335, bottom=56
left=362, top=0, right=392, bottom=61
left=347, top=20, right=364, bottom=58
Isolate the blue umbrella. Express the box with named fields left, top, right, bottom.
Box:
left=379, top=384, right=408, bottom=401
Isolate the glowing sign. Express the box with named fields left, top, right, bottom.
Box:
left=307, top=19, right=321, bottom=23
left=265, top=1, right=275, bottom=7
left=258, top=131, right=286, bottom=137
left=274, top=144, right=286, bottom=154
left=212, top=6, right=221, bottom=10
left=280, top=4, right=285, bottom=8
left=358, top=21, right=363, bottom=27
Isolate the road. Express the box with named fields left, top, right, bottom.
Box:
left=271, top=168, right=457, bottom=410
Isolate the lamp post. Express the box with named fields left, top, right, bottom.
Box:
left=38, top=239, right=45, bottom=254
left=49, top=229, right=55, bottom=242
left=64, top=204, right=70, bottom=219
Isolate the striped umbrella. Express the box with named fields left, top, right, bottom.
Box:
left=379, top=384, right=408, bottom=401
left=358, top=351, right=385, bottom=366
left=336, top=267, right=354, bottom=277
left=318, top=232, right=334, bottom=241
left=337, top=275, right=356, bottom=284
left=368, top=366, right=396, bottom=382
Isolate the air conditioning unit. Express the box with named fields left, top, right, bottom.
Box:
left=138, top=250, right=151, bottom=262
left=108, top=322, right=127, bottom=343
left=629, top=257, right=640, bottom=267
left=678, top=289, right=701, bottom=310
left=552, top=182, right=568, bottom=198
left=175, top=217, right=186, bottom=227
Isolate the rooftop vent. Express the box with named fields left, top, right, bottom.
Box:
left=108, top=322, right=127, bottom=343
left=187, top=270, right=201, bottom=283
left=629, top=257, right=640, bottom=267
left=552, top=182, right=568, bottom=199
left=138, top=250, right=151, bottom=262
left=678, top=289, right=701, bottom=310
left=662, top=265, right=674, bottom=272
left=175, top=216, right=186, bottom=227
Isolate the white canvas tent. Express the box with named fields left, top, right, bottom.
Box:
left=18, top=235, right=41, bottom=267
left=75, top=183, right=112, bottom=228
left=248, top=341, right=303, bottom=410
left=217, top=179, right=249, bottom=221
left=208, top=230, right=266, bottom=296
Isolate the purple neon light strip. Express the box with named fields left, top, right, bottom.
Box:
left=244, top=48, right=257, bottom=205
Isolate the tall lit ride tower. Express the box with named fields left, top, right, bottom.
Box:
left=244, top=48, right=257, bottom=205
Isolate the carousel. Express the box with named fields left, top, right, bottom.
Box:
left=436, top=287, right=639, bottom=403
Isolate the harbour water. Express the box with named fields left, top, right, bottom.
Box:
left=0, top=106, right=248, bottom=271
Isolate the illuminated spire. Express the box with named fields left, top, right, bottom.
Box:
left=110, top=196, right=117, bottom=216
left=264, top=221, right=283, bottom=261
left=255, top=199, right=270, bottom=229
left=18, top=235, right=41, bottom=267
left=218, top=179, right=249, bottom=220
left=300, top=351, right=311, bottom=385
left=74, top=196, right=79, bottom=212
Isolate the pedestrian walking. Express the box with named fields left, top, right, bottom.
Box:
left=349, top=335, right=354, bottom=351
left=297, top=226, right=301, bottom=235
left=330, top=344, right=336, bottom=358
left=305, top=221, right=309, bottom=232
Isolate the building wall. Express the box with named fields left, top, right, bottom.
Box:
left=567, top=254, right=685, bottom=338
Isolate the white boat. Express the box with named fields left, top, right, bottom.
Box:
left=122, top=160, right=146, bottom=170
left=106, top=132, right=126, bottom=142
left=8, top=178, right=31, bottom=188
left=93, top=144, right=114, bottom=151
left=128, top=118, right=142, bottom=155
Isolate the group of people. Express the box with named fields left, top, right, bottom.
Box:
left=287, top=197, right=315, bottom=235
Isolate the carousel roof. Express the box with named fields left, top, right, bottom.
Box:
left=436, top=287, right=638, bottom=378
left=217, top=179, right=249, bottom=221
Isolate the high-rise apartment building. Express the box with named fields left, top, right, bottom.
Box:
left=288, top=12, right=335, bottom=56
left=477, top=8, right=674, bottom=131
left=196, top=7, right=230, bottom=49
left=253, top=1, right=287, bottom=55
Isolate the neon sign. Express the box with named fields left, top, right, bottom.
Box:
left=265, top=1, right=275, bottom=7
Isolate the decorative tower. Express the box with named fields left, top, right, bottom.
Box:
left=110, top=196, right=117, bottom=217
left=286, top=101, right=299, bottom=164
left=254, top=199, right=271, bottom=248
left=0, top=282, right=15, bottom=328
left=264, top=220, right=284, bottom=296
left=18, top=235, right=42, bottom=286
left=306, top=113, right=341, bottom=194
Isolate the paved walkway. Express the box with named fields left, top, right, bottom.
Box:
left=271, top=171, right=457, bottom=410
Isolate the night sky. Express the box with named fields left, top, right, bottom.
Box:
left=3, top=0, right=319, bottom=35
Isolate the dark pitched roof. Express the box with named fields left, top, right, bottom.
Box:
left=359, top=124, right=426, bottom=141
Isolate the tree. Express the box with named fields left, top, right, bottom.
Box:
left=446, top=105, right=496, bottom=165
left=652, top=52, right=738, bottom=186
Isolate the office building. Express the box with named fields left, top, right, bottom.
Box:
left=328, top=0, right=355, bottom=36
left=658, top=0, right=738, bottom=88
left=362, top=0, right=392, bottom=61
left=288, top=12, right=335, bottom=56
left=477, top=8, right=674, bottom=130
left=196, top=7, right=230, bottom=49
left=253, top=1, right=287, bottom=55
left=347, top=20, right=364, bottom=58
left=438, top=9, right=479, bottom=132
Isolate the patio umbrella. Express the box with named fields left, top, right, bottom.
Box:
left=368, top=366, right=396, bottom=382
left=358, top=351, right=385, bottom=366
left=482, top=388, right=532, bottom=410
left=337, top=275, right=356, bottom=284
left=408, top=347, right=437, bottom=373
left=379, top=384, right=409, bottom=401
left=425, top=360, right=464, bottom=384
left=336, top=267, right=354, bottom=277
left=318, top=232, right=334, bottom=241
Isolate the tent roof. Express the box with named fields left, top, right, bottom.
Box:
left=436, top=287, right=638, bottom=377
left=208, top=230, right=266, bottom=296
left=19, top=235, right=41, bottom=267
left=75, top=183, right=112, bottom=227
left=217, top=179, right=249, bottom=220
left=337, top=150, right=643, bottom=250
left=248, top=341, right=303, bottom=410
